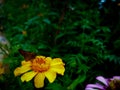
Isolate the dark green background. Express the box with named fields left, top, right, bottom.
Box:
left=0, top=0, right=120, bottom=90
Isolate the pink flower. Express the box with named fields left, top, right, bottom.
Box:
left=85, top=76, right=120, bottom=90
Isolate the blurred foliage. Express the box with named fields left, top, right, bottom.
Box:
left=0, top=0, right=120, bottom=90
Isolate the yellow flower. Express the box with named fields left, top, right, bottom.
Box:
left=14, top=56, right=65, bottom=88
left=0, top=62, right=4, bottom=75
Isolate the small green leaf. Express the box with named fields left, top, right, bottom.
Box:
left=67, top=75, right=86, bottom=90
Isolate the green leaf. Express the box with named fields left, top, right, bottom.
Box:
left=67, top=75, right=86, bottom=90
left=43, top=18, right=51, bottom=24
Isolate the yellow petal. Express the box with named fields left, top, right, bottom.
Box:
left=14, top=65, right=31, bottom=76
left=14, top=67, right=21, bottom=76
left=50, top=65, right=65, bottom=75
left=45, top=69, right=56, bottom=83
left=21, top=61, right=31, bottom=66
left=36, top=56, right=45, bottom=59
left=0, top=67, right=4, bottom=75
left=34, top=73, right=45, bottom=88
left=45, top=57, right=52, bottom=62
left=51, top=58, right=65, bottom=66
left=0, top=62, right=4, bottom=75
left=21, top=71, right=37, bottom=82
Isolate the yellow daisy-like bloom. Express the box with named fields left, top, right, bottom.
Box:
left=0, top=62, right=4, bottom=75
left=14, top=56, right=65, bottom=88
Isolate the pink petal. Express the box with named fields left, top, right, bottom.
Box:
left=86, top=84, right=104, bottom=89
left=96, top=76, right=108, bottom=86
left=113, top=76, right=120, bottom=80
left=85, top=87, right=98, bottom=90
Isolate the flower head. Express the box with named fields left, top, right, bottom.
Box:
left=0, top=62, right=4, bottom=75
left=14, top=56, right=65, bottom=88
left=85, top=76, right=120, bottom=90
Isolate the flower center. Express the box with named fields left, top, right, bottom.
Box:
left=31, top=56, right=50, bottom=72
left=107, top=79, right=120, bottom=90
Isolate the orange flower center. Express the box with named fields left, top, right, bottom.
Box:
left=107, top=79, right=120, bottom=90
left=31, top=57, right=50, bottom=72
